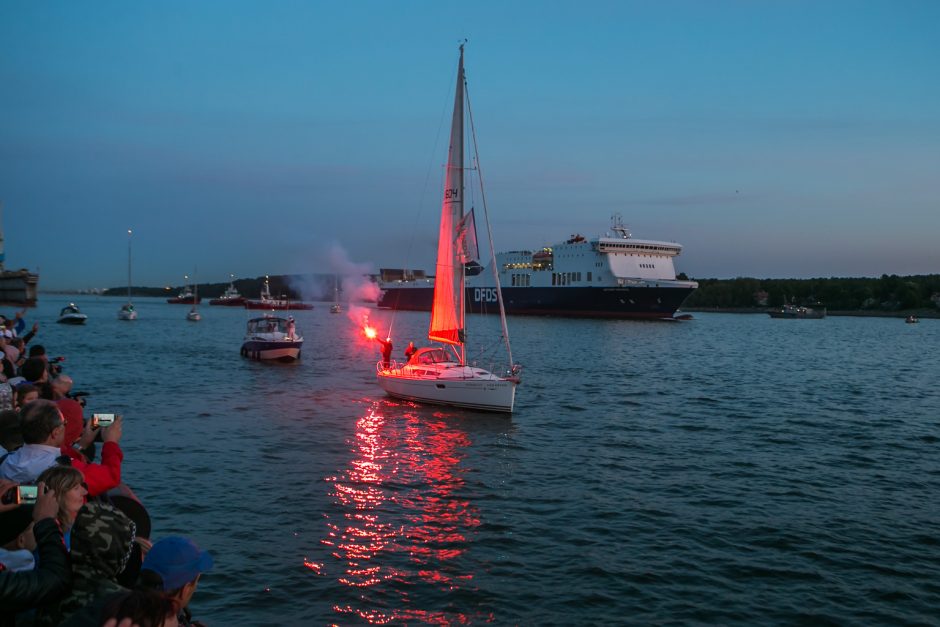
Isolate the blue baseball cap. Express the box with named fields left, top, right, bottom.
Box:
left=142, top=536, right=213, bottom=591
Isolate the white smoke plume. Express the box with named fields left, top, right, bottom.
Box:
left=287, top=242, right=380, bottom=303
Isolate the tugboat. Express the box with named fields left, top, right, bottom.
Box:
left=767, top=301, right=826, bottom=319
left=167, top=285, right=200, bottom=305
left=209, top=276, right=245, bottom=306
left=240, top=315, right=303, bottom=361
left=57, top=303, right=88, bottom=325
left=244, top=276, right=314, bottom=311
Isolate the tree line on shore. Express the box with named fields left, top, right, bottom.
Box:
left=679, top=273, right=940, bottom=311
left=102, top=274, right=342, bottom=300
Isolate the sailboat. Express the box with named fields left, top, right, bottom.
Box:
left=375, top=44, right=520, bottom=413
left=186, top=274, right=201, bottom=321
left=330, top=276, right=341, bottom=314
left=118, top=229, right=137, bottom=320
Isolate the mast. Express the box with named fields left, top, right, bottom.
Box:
left=127, top=229, right=132, bottom=302
left=0, top=202, right=5, bottom=272
left=428, top=43, right=466, bottom=361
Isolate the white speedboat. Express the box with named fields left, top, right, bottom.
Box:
left=375, top=45, right=520, bottom=413
left=57, top=303, right=88, bottom=325
left=241, top=315, right=303, bottom=361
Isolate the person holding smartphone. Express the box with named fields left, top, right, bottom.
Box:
left=0, top=401, right=124, bottom=498
left=0, top=481, right=72, bottom=622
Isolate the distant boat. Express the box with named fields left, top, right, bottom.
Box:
left=906, top=315, right=919, bottom=324
left=375, top=44, right=520, bottom=413
left=330, top=277, right=341, bottom=314
left=240, top=315, right=303, bottom=361
left=57, top=303, right=88, bottom=325
left=167, top=285, right=200, bottom=305
left=118, top=229, right=137, bottom=320
left=767, top=301, right=826, bottom=319
left=244, top=276, right=314, bottom=311
left=186, top=278, right=201, bottom=321
left=209, top=275, right=245, bottom=306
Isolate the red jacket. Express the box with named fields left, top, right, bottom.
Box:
left=59, top=442, right=123, bottom=497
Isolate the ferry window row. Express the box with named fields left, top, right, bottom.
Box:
left=602, top=243, right=676, bottom=252
left=553, top=271, right=591, bottom=285
left=639, top=263, right=655, bottom=269
left=510, top=274, right=531, bottom=287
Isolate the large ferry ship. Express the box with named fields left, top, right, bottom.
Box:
left=377, top=216, right=698, bottom=319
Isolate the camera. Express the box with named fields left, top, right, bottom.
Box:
left=92, top=413, right=115, bottom=428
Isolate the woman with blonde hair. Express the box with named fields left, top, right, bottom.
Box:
left=36, top=464, right=87, bottom=549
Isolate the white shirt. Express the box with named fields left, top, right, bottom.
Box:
left=0, top=444, right=59, bottom=483
left=0, top=548, right=36, bottom=572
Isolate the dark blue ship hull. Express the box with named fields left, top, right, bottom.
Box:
left=377, top=285, right=696, bottom=319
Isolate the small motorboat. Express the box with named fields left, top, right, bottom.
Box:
left=330, top=303, right=342, bottom=314
left=57, top=303, right=88, bottom=325
left=906, top=315, right=919, bottom=324
left=241, top=315, right=303, bottom=361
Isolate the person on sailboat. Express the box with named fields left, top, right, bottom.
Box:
left=376, top=337, right=393, bottom=369
left=404, top=341, right=416, bottom=362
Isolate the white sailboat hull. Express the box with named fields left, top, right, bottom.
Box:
left=377, top=366, right=516, bottom=413
left=118, top=307, right=137, bottom=320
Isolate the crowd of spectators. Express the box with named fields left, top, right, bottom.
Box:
left=0, top=310, right=213, bottom=627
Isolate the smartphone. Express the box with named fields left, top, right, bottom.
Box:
left=17, top=485, right=39, bottom=505
left=92, top=413, right=116, bottom=427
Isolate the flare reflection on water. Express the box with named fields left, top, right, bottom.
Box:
left=319, top=401, right=486, bottom=624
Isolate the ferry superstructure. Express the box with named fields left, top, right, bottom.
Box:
left=378, top=216, right=698, bottom=319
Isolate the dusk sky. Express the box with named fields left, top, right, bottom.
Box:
left=1, top=1, right=937, bottom=291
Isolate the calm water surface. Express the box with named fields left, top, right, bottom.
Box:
left=27, top=296, right=940, bottom=625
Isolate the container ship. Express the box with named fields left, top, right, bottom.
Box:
left=377, top=216, right=698, bottom=320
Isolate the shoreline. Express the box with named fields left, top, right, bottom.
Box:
left=681, top=307, right=939, bottom=319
